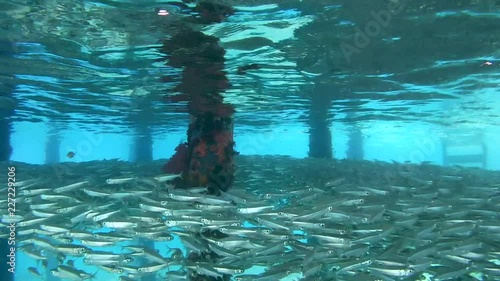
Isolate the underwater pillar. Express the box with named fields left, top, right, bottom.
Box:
left=0, top=39, right=14, bottom=281
left=128, top=95, right=153, bottom=163
left=185, top=114, right=235, bottom=194
left=346, top=127, right=364, bottom=160
left=0, top=120, right=11, bottom=162
left=161, top=29, right=236, bottom=195
left=45, top=133, right=60, bottom=164
left=160, top=4, right=236, bottom=279
left=308, top=86, right=333, bottom=159
left=0, top=40, right=14, bottom=162
left=130, top=124, right=153, bottom=162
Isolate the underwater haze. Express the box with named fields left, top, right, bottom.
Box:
left=1, top=0, right=500, bottom=281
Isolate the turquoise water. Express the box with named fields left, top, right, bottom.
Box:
left=1, top=1, right=500, bottom=281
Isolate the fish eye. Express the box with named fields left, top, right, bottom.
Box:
left=160, top=201, right=168, bottom=205
left=24, top=197, right=32, bottom=202
left=235, top=269, right=243, bottom=274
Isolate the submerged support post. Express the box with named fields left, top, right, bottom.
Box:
left=130, top=123, right=153, bottom=162
left=0, top=39, right=14, bottom=281
left=161, top=3, right=236, bottom=280
left=45, top=132, right=60, bottom=164
left=0, top=120, right=11, bottom=161
left=186, top=113, right=235, bottom=194
left=346, top=127, right=364, bottom=160
left=308, top=85, right=333, bottom=159
left=0, top=40, right=14, bottom=162
left=161, top=28, right=235, bottom=194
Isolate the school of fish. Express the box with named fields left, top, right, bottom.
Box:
left=0, top=156, right=500, bottom=281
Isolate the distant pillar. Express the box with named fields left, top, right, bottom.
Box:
left=128, top=95, right=153, bottom=163
left=0, top=40, right=14, bottom=162
left=131, top=124, right=153, bottom=162
left=0, top=39, right=15, bottom=281
left=308, top=85, right=333, bottom=158
left=346, top=127, right=364, bottom=160
left=45, top=132, right=60, bottom=164
left=0, top=120, right=11, bottom=161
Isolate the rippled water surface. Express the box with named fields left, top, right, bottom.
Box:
left=0, top=0, right=499, bottom=136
